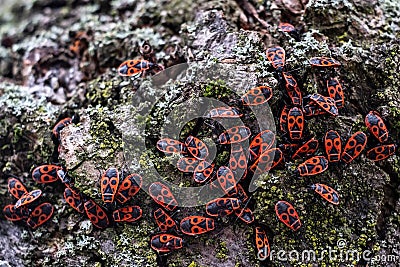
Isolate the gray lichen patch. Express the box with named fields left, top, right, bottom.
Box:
left=0, top=82, right=58, bottom=175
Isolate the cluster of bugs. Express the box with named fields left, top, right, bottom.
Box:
left=1, top=114, right=81, bottom=228
left=150, top=130, right=256, bottom=252
left=4, top=114, right=147, bottom=229
left=2, top=22, right=397, bottom=264
left=150, top=108, right=308, bottom=254
left=3, top=177, right=53, bottom=229
left=127, top=23, right=396, bottom=258
left=364, top=111, right=396, bottom=161
left=60, top=167, right=144, bottom=229
left=149, top=98, right=307, bottom=255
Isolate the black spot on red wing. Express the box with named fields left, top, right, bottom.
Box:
left=349, top=140, right=356, bottom=146
left=253, top=88, right=261, bottom=94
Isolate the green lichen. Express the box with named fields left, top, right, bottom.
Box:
left=201, top=79, right=234, bottom=99
left=188, top=261, right=199, bottom=267
left=234, top=30, right=265, bottom=64
left=0, top=82, right=56, bottom=176
left=86, top=76, right=122, bottom=107
left=179, top=120, right=197, bottom=139
left=87, top=106, right=123, bottom=161
left=215, top=241, right=228, bottom=260
left=111, top=222, right=158, bottom=267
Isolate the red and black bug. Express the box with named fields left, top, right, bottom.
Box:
left=309, top=93, right=338, bottom=116
left=326, top=78, right=344, bottom=109
left=115, top=173, right=142, bottom=204
left=205, top=197, right=241, bottom=217
left=365, top=111, right=389, bottom=143
left=291, top=137, right=319, bottom=160
left=324, top=130, right=342, bottom=162
left=8, top=177, right=28, bottom=200
left=279, top=105, right=290, bottom=133
left=275, top=201, right=301, bottom=231
left=194, top=160, right=213, bottom=174
left=217, top=166, right=237, bottom=194
left=206, top=107, right=242, bottom=118
left=3, top=204, right=29, bottom=221
left=278, top=22, right=295, bottom=33
left=278, top=22, right=300, bottom=40
left=51, top=115, right=79, bottom=142
left=26, top=202, right=54, bottom=229
left=311, top=183, right=339, bottom=205
left=14, top=189, right=42, bottom=209
left=180, top=216, right=215, bottom=236
left=295, top=156, right=328, bottom=176
left=112, top=206, right=142, bottom=223
left=64, top=187, right=85, bottom=213
left=248, top=130, right=275, bottom=162
left=235, top=207, right=255, bottom=224
left=302, top=103, right=327, bottom=117
left=282, top=72, right=302, bottom=106
left=100, top=167, right=120, bottom=203
left=218, top=126, right=251, bottom=144
left=70, top=30, right=91, bottom=51
left=227, top=183, right=249, bottom=203
left=118, top=59, right=162, bottom=77
left=241, top=86, right=273, bottom=106
left=254, top=226, right=270, bottom=259
left=287, top=107, right=304, bottom=140
left=249, top=148, right=283, bottom=174
left=153, top=208, right=179, bottom=232
left=279, top=143, right=299, bottom=154
left=176, top=157, right=201, bottom=173
left=69, top=31, right=89, bottom=56
left=157, top=138, right=185, bottom=155
left=266, top=46, right=285, bottom=71
left=228, top=144, right=248, bottom=174
left=56, top=169, right=74, bottom=186
left=309, top=57, right=341, bottom=67
left=341, top=131, right=367, bottom=164
left=366, top=144, right=396, bottom=161
left=83, top=199, right=110, bottom=229
left=185, top=136, right=209, bottom=160
left=193, top=161, right=214, bottom=183
left=150, top=234, right=184, bottom=253
left=149, top=182, right=178, bottom=211
left=32, top=164, right=63, bottom=184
